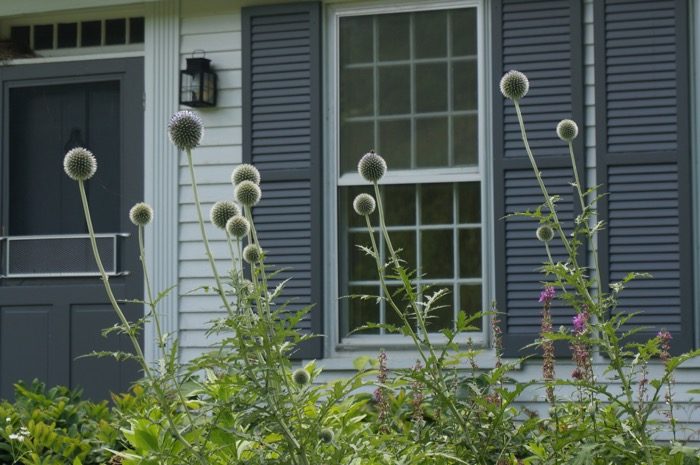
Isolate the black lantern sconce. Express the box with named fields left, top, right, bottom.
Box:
left=180, top=51, right=217, bottom=107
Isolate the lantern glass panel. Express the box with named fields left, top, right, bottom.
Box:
left=203, top=73, right=216, bottom=105
left=180, top=72, right=200, bottom=104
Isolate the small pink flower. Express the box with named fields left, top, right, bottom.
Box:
left=539, top=287, right=556, bottom=304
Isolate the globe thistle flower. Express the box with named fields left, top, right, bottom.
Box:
left=129, top=202, right=154, bottom=226
left=235, top=180, right=262, bottom=207
left=499, top=70, right=529, bottom=101
left=243, top=244, right=263, bottom=264
left=167, top=110, right=203, bottom=150
left=556, top=119, right=579, bottom=142
left=353, top=193, right=376, bottom=216
left=357, top=151, right=387, bottom=183
left=292, top=368, right=310, bottom=386
left=319, top=428, right=334, bottom=443
left=536, top=225, right=554, bottom=243
left=63, top=147, right=97, bottom=181
left=231, top=163, right=261, bottom=186
left=210, top=200, right=240, bottom=230
left=226, top=215, right=250, bottom=239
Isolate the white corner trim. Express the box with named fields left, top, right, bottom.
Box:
left=691, top=0, right=700, bottom=349
left=143, top=0, right=180, bottom=365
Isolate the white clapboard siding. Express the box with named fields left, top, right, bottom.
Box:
left=178, top=0, right=243, bottom=355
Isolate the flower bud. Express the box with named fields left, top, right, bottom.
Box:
left=243, top=244, right=263, bottom=264
left=63, top=147, right=97, bottom=181
left=319, top=428, right=334, bottom=443
left=210, top=201, right=239, bottom=230
left=231, top=163, right=261, bottom=186
left=556, top=119, right=579, bottom=142
left=536, top=225, right=554, bottom=243
left=292, top=368, right=310, bottom=386
left=129, top=202, right=154, bottom=226
left=167, top=110, right=203, bottom=150
left=235, top=180, right=262, bottom=207
left=499, top=70, right=529, bottom=101
left=352, top=193, right=376, bottom=216
left=357, top=151, right=387, bottom=183
left=226, top=215, right=250, bottom=239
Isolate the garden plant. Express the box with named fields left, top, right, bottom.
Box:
left=4, top=70, right=697, bottom=464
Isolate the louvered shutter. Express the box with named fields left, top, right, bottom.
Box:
left=492, top=0, right=585, bottom=356
left=594, top=0, right=693, bottom=352
left=242, top=2, right=323, bottom=359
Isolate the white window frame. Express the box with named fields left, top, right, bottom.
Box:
left=323, top=0, right=495, bottom=357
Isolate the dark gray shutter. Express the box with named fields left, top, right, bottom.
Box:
left=492, top=0, right=585, bottom=356
left=242, top=2, right=323, bottom=359
left=594, top=0, right=693, bottom=352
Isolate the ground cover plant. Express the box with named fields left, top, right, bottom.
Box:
left=3, top=70, right=695, bottom=464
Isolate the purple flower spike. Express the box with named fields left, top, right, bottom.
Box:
left=572, top=312, right=588, bottom=335
left=539, top=287, right=556, bottom=304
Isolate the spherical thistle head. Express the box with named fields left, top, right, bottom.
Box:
left=210, top=200, right=240, bottom=230
left=167, top=110, right=203, bottom=150
left=63, top=147, right=97, bottom=181
left=292, top=368, right=310, bottom=386
left=357, top=151, right=387, bottom=183
left=499, top=70, right=529, bottom=101
left=352, top=193, right=376, bottom=216
left=319, top=428, right=334, bottom=444
left=231, top=163, right=261, bottom=186
left=556, top=119, right=579, bottom=142
left=129, top=202, right=154, bottom=226
left=243, top=244, right=263, bottom=264
left=536, top=224, right=554, bottom=243
left=226, top=215, right=250, bottom=239
left=235, top=180, right=262, bottom=207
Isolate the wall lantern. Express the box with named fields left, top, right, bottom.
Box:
left=180, top=52, right=217, bottom=107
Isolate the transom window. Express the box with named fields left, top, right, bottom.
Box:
left=335, top=5, right=484, bottom=339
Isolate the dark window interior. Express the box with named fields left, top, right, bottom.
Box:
left=33, top=24, right=54, bottom=50
left=81, top=21, right=101, bottom=47
left=10, top=26, right=30, bottom=48
left=129, top=17, right=144, bottom=44
left=105, top=19, right=126, bottom=45
left=9, top=81, right=121, bottom=235
left=57, top=23, right=78, bottom=48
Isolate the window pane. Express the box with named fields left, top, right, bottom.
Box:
left=340, top=16, right=373, bottom=64
left=453, top=115, right=478, bottom=166
left=379, top=66, right=410, bottom=115
left=383, top=184, right=415, bottom=226
left=379, top=119, right=411, bottom=170
left=340, top=67, right=373, bottom=118
left=385, top=230, right=416, bottom=269
left=349, top=232, right=378, bottom=281
left=57, top=23, right=77, bottom=48
left=378, top=13, right=409, bottom=61
left=421, top=229, right=453, bottom=278
left=34, top=24, right=54, bottom=50
left=347, top=286, right=380, bottom=334
left=340, top=121, right=373, bottom=175
left=421, top=184, right=453, bottom=224
left=453, top=60, right=477, bottom=111
left=452, top=9, right=477, bottom=56
left=81, top=21, right=101, bottom=47
left=416, top=63, right=447, bottom=112
left=416, top=117, right=448, bottom=167
left=129, top=17, right=145, bottom=44
left=459, top=229, right=481, bottom=277
left=414, top=10, right=446, bottom=58
left=105, top=18, right=126, bottom=45
left=460, top=285, right=483, bottom=329
left=458, top=182, right=481, bottom=223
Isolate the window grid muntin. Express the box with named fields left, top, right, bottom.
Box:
left=339, top=8, right=478, bottom=173
left=343, top=183, right=482, bottom=335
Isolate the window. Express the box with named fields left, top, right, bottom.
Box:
left=332, top=3, right=487, bottom=342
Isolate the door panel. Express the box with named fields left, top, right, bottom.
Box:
left=0, top=58, right=143, bottom=401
